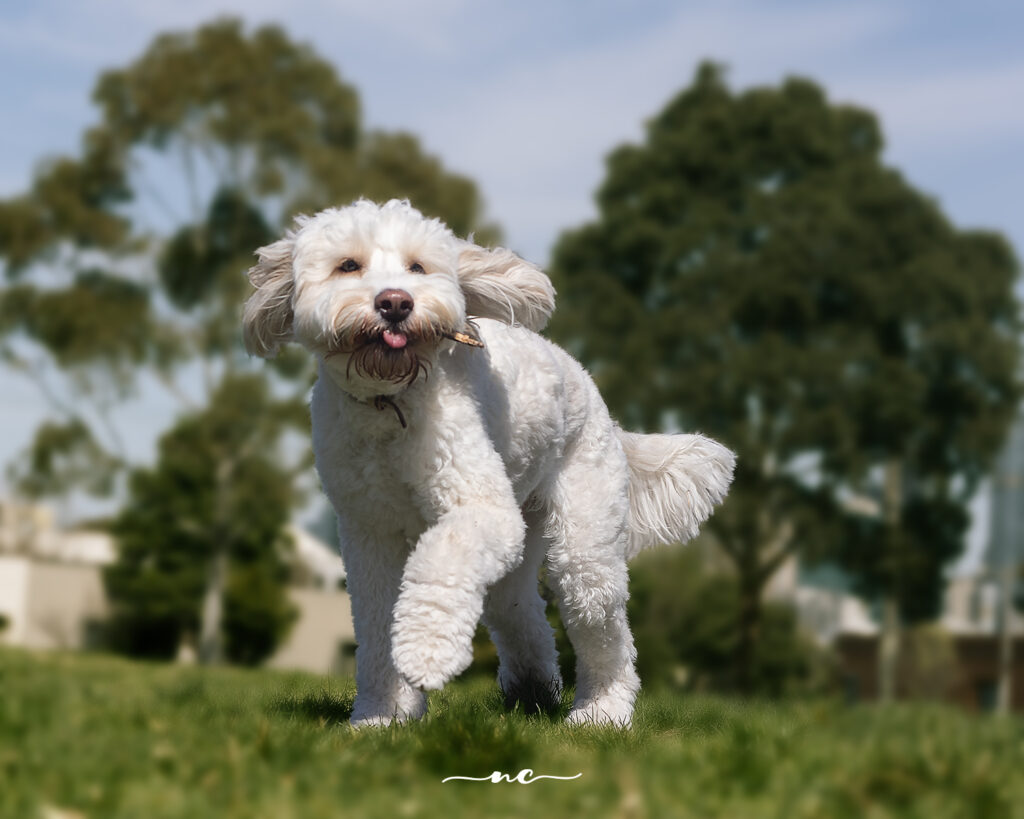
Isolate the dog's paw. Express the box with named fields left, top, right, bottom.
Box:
left=391, top=583, right=479, bottom=690
left=391, top=619, right=475, bottom=691
left=565, top=699, right=634, bottom=729
left=349, top=713, right=396, bottom=729
left=350, top=710, right=425, bottom=729
left=566, top=685, right=636, bottom=728
left=349, top=688, right=427, bottom=728
left=394, top=641, right=471, bottom=691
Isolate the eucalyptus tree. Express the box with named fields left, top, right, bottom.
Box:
left=0, top=19, right=497, bottom=663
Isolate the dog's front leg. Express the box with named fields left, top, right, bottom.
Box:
left=391, top=497, right=525, bottom=691
left=340, top=524, right=428, bottom=727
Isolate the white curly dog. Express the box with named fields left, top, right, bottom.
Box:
left=243, top=199, right=734, bottom=727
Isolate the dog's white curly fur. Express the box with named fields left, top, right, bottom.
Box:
left=243, top=199, right=735, bottom=727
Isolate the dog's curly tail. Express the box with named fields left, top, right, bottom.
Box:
left=616, top=429, right=736, bottom=559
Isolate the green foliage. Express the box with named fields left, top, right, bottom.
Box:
left=4, top=649, right=1024, bottom=819
left=0, top=14, right=499, bottom=409
left=8, top=418, right=121, bottom=499
left=551, top=62, right=1019, bottom=469
left=105, top=375, right=299, bottom=664
left=838, top=495, right=971, bottom=622
left=628, top=546, right=820, bottom=695
left=550, top=62, right=1021, bottom=686
left=0, top=15, right=500, bottom=430
left=223, top=562, right=299, bottom=666
left=0, top=128, right=130, bottom=275
left=83, top=18, right=496, bottom=234
left=0, top=270, right=151, bottom=376
left=92, top=19, right=361, bottom=195
left=159, top=188, right=273, bottom=310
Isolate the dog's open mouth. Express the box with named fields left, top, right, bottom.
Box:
left=323, top=322, right=484, bottom=385
left=381, top=329, right=408, bottom=350
left=323, top=326, right=426, bottom=385
left=324, top=326, right=417, bottom=358
left=365, top=321, right=431, bottom=353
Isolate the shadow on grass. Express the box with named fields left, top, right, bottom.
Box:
left=432, top=674, right=574, bottom=722
left=270, top=688, right=356, bottom=725
left=267, top=674, right=570, bottom=730
left=501, top=676, right=566, bottom=719
left=413, top=709, right=536, bottom=775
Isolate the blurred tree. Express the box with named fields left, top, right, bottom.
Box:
left=550, top=63, right=1021, bottom=697
left=106, top=375, right=299, bottom=664
left=0, top=19, right=498, bottom=663
left=628, top=546, right=818, bottom=695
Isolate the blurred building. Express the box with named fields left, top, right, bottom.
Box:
left=806, top=414, right=1024, bottom=710
left=766, top=545, right=1024, bottom=710
left=0, top=499, right=354, bottom=673
left=0, top=502, right=111, bottom=650
left=765, top=556, right=877, bottom=645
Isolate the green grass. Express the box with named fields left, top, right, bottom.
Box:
left=2, top=649, right=1024, bottom=818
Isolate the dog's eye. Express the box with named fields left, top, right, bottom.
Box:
left=335, top=259, right=361, bottom=274
left=409, top=261, right=425, bottom=274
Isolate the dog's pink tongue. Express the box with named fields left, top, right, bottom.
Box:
left=382, top=330, right=408, bottom=349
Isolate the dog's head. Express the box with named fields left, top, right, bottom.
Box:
left=242, top=199, right=555, bottom=395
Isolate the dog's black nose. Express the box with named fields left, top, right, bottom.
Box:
left=374, top=289, right=414, bottom=323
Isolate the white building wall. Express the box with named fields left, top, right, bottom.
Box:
left=266, top=587, right=355, bottom=674
left=23, top=560, right=110, bottom=649
left=0, top=555, right=31, bottom=644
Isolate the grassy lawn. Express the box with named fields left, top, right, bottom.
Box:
left=2, top=648, right=1023, bottom=818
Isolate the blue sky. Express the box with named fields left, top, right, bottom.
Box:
left=3, top=1, right=1023, bottom=262
left=1, top=0, right=1022, bottom=546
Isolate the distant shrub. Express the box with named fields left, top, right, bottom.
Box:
left=628, top=545, right=831, bottom=696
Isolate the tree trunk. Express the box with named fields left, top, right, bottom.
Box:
left=198, top=457, right=235, bottom=666
left=996, top=560, right=1015, bottom=714
left=198, top=548, right=228, bottom=665
left=877, top=458, right=903, bottom=704
left=877, top=593, right=900, bottom=703
left=732, top=500, right=793, bottom=695
left=736, top=571, right=762, bottom=694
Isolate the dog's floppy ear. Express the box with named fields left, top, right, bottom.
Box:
left=457, top=244, right=556, bottom=331
left=242, top=234, right=296, bottom=358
